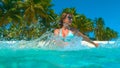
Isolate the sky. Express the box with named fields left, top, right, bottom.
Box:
left=52, top=0, right=120, bottom=36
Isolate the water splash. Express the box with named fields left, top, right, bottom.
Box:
left=0, top=31, right=120, bottom=50
left=0, top=31, right=89, bottom=50
left=114, top=37, right=120, bottom=47
left=98, top=37, right=120, bottom=48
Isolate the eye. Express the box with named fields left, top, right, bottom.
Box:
left=68, top=16, right=73, bottom=20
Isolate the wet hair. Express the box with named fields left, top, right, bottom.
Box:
left=59, top=13, right=72, bottom=28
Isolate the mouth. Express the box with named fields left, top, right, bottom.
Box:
left=69, top=20, right=72, bottom=23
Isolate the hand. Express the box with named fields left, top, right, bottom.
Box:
left=94, top=43, right=99, bottom=47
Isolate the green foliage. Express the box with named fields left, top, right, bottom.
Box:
left=94, top=18, right=118, bottom=40
left=0, top=0, right=57, bottom=40
left=0, top=0, right=22, bottom=26
left=0, top=1, right=118, bottom=41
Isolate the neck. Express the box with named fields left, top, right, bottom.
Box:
left=62, top=24, right=70, bottom=30
left=62, top=26, right=68, bottom=30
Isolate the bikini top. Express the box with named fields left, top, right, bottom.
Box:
left=59, top=29, right=74, bottom=42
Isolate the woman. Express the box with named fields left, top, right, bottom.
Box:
left=54, top=13, right=98, bottom=47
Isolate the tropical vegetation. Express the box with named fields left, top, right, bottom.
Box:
left=0, top=0, right=118, bottom=41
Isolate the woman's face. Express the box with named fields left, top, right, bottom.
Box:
left=63, top=14, right=73, bottom=25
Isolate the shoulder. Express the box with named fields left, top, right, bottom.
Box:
left=54, top=29, right=60, bottom=35
left=70, top=27, right=83, bottom=36
left=54, top=29, right=59, bottom=33
left=70, top=27, right=78, bottom=34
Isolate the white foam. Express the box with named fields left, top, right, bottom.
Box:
left=0, top=41, right=116, bottom=48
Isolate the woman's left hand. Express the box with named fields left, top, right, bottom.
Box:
left=94, top=43, right=99, bottom=47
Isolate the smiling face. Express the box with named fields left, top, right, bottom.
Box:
left=63, top=14, right=73, bottom=25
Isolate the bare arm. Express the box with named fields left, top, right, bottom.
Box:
left=71, top=28, right=98, bottom=47
left=54, top=29, right=59, bottom=36
left=77, top=32, right=98, bottom=47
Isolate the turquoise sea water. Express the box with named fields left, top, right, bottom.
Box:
left=0, top=43, right=120, bottom=68
left=0, top=33, right=120, bottom=68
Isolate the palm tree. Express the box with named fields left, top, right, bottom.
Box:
left=18, top=0, right=57, bottom=35
left=75, top=15, right=94, bottom=34
left=94, top=18, right=118, bottom=40
left=103, top=27, right=118, bottom=40
left=18, top=0, right=56, bottom=24
left=0, top=0, right=22, bottom=26
left=94, top=18, right=105, bottom=40
left=0, top=0, right=57, bottom=40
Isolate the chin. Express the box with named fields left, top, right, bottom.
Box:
left=69, top=23, right=72, bottom=25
